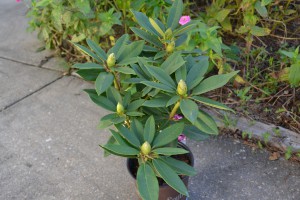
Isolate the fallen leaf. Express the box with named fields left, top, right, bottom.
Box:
left=269, top=152, right=280, bottom=161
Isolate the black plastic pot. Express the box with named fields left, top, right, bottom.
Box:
left=127, top=142, right=194, bottom=200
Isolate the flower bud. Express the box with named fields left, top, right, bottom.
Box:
left=166, top=41, right=175, bottom=53
left=177, top=79, right=187, bottom=96
left=141, top=141, right=151, bottom=155
left=116, top=102, right=124, bottom=115
left=107, top=53, right=116, bottom=68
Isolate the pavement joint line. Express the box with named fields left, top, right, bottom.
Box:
left=0, top=56, right=38, bottom=67
left=0, top=75, right=64, bottom=113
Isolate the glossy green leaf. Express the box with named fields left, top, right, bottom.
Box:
left=132, top=11, right=160, bottom=36
left=130, top=27, right=163, bottom=47
left=76, top=69, right=101, bottom=81
left=115, top=124, right=141, bottom=148
left=192, top=71, right=239, bottom=95
left=166, top=95, right=180, bottom=107
left=160, top=157, right=197, bottom=176
left=144, top=116, right=155, bottom=144
left=114, top=66, right=136, bottom=75
left=117, top=57, right=139, bottom=66
left=180, top=99, right=198, bottom=124
left=153, top=159, right=189, bottom=197
left=147, top=66, right=176, bottom=88
left=95, top=73, right=114, bottom=95
left=73, top=43, right=102, bottom=63
left=186, top=58, right=208, bottom=89
left=152, top=123, right=184, bottom=148
left=130, top=119, right=144, bottom=143
left=84, top=89, right=115, bottom=111
left=190, top=96, right=234, bottom=112
left=110, top=129, right=128, bottom=145
left=255, top=1, right=268, bottom=18
left=72, top=63, right=104, bottom=70
left=101, top=144, right=139, bottom=156
left=215, top=9, right=231, bottom=22
left=103, top=136, right=116, bottom=157
left=143, top=98, right=169, bottom=107
left=183, top=125, right=210, bottom=141
left=108, top=34, right=129, bottom=57
left=142, top=81, right=175, bottom=93
left=195, top=110, right=218, bottom=135
left=153, top=147, right=188, bottom=155
left=167, top=0, right=184, bottom=30
left=118, top=41, right=144, bottom=63
left=86, top=39, right=107, bottom=61
left=161, top=52, right=185, bottom=75
left=137, top=163, right=159, bottom=200
left=174, top=23, right=197, bottom=36
left=126, top=111, right=145, bottom=117
left=106, top=87, right=122, bottom=105
left=127, top=99, right=145, bottom=111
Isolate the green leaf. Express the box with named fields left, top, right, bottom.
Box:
left=183, top=125, right=210, bottom=141
left=108, top=34, right=129, bottom=57
left=153, top=159, right=189, bottom=197
left=130, top=27, right=163, bottom=47
left=215, top=9, right=231, bottom=22
left=174, top=23, right=197, bottom=36
left=195, top=110, right=218, bottom=135
left=250, top=26, right=271, bottom=36
left=142, top=81, right=175, bottom=93
left=180, top=99, right=198, bottom=124
left=101, top=144, right=139, bottom=156
left=289, top=63, right=300, bottom=87
left=76, top=69, right=101, bottom=81
left=110, top=129, right=128, bottom=145
left=114, top=67, right=136, bottom=75
left=86, top=39, right=107, bottom=62
left=118, top=41, right=145, bottom=63
left=137, top=163, right=159, bottom=200
left=167, top=0, right=184, bottom=30
left=166, top=95, right=180, bottom=107
left=73, top=43, right=102, bottom=63
left=186, top=59, right=208, bottom=89
left=160, top=157, right=197, bottom=176
left=72, top=63, right=104, bottom=70
left=255, top=1, right=268, bottom=18
left=95, top=73, right=114, bottom=95
left=127, top=99, right=145, bottom=112
left=161, top=52, right=185, bottom=74
left=149, top=17, right=165, bottom=37
left=144, top=116, right=155, bottom=144
left=126, top=111, right=145, bottom=116
left=190, top=96, right=234, bottom=112
left=152, top=123, right=184, bottom=148
left=153, top=147, right=188, bottom=155
left=261, top=0, right=272, bottom=6
left=106, top=86, right=122, bottom=105
left=115, top=124, right=141, bottom=148
left=131, top=11, right=160, bottom=36
left=192, top=71, right=239, bottom=95
left=147, top=66, right=176, bottom=88
left=130, top=119, right=144, bottom=143
left=84, top=89, right=115, bottom=112
left=143, top=98, right=169, bottom=107
left=117, top=57, right=139, bottom=66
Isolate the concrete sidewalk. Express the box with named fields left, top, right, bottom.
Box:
left=0, top=1, right=299, bottom=200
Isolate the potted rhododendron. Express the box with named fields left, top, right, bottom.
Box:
left=73, top=0, right=237, bottom=199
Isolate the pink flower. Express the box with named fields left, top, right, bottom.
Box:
left=178, top=134, right=187, bottom=144
left=179, top=16, right=191, bottom=25
left=173, top=114, right=183, bottom=121
left=16, top=0, right=21, bottom=2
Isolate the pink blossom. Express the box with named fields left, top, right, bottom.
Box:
left=16, top=0, right=21, bottom=2
left=179, top=16, right=191, bottom=25
left=178, top=134, right=187, bottom=144
left=173, top=114, right=183, bottom=121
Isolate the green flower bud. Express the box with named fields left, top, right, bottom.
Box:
left=107, top=53, right=116, bottom=68
left=140, top=141, right=151, bottom=155
left=164, top=28, right=173, bottom=40
left=166, top=41, right=175, bottom=53
left=177, top=79, right=187, bottom=96
left=116, top=102, right=124, bottom=115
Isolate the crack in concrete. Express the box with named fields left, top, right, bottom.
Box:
left=0, top=56, right=37, bottom=67
left=0, top=76, right=63, bottom=113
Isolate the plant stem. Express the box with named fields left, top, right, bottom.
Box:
left=169, top=101, right=181, bottom=120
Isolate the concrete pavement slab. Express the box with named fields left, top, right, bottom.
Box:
left=0, top=0, right=52, bottom=66
left=0, top=75, right=299, bottom=199
left=0, top=58, right=61, bottom=111
left=42, top=57, right=69, bottom=72
left=0, top=76, right=136, bottom=200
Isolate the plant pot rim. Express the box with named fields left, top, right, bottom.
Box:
left=126, top=142, right=194, bottom=188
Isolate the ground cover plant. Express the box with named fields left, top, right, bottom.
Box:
left=24, top=1, right=299, bottom=141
